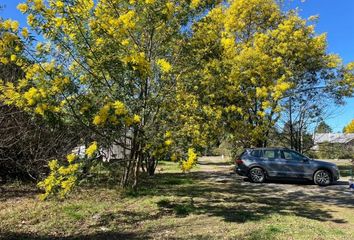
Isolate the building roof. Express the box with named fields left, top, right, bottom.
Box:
left=314, top=133, right=354, bottom=144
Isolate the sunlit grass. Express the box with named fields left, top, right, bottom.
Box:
left=0, top=157, right=353, bottom=239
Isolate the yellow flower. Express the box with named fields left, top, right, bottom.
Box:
left=132, top=114, right=141, bottom=124
left=10, top=55, right=17, bottom=62
left=55, top=18, right=64, bottom=27
left=23, top=87, right=39, bottom=106
left=119, top=10, right=136, bottom=29
left=56, top=1, right=64, bottom=8
left=96, top=38, right=104, bottom=46
left=121, top=39, right=129, bottom=46
left=165, top=2, right=174, bottom=14
left=17, top=3, right=28, bottom=13
left=145, top=0, right=156, bottom=4
left=164, top=131, right=172, bottom=138
left=35, top=104, right=48, bottom=116
left=66, top=153, right=77, bottom=163
left=22, top=27, right=29, bottom=38
left=164, top=139, right=173, bottom=146
left=3, top=20, right=12, bottom=29
left=0, top=57, right=9, bottom=64
left=157, top=59, right=172, bottom=73
left=113, top=101, right=127, bottom=116
left=181, top=148, right=197, bottom=172
left=92, top=104, right=111, bottom=126
left=11, top=21, right=19, bottom=32
left=86, top=141, right=98, bottom=158
left=34, top=0, right=43, bottom=10
left=93, top=115, right=103, bottom=125
left=27, top=14, right=35, bottom=26
left=48, top=159, right=59, bottom=171
left=191, top=0, right=201, bottom=9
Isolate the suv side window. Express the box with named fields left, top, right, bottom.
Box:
left=250, top=150, right=262, bottom=158
left=263, top=150, right=276, bottom=159
left=282, top=150, right=304, bottom=161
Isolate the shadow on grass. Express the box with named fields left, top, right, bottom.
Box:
left=1, top=162, right=354, bottom=239
left=0, top=231, right=141, bottom=240
left=0, top=183, right=39, bottom=201
left=157, top=197, right=196, bottom=217
left=197, top=161, right=232, bottom=166
left=136, top=170, right=354, bottom=224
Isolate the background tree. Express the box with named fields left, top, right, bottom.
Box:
left=183, top=0, right=354, bottom=155
left=315, top=121, right=332, bottom=134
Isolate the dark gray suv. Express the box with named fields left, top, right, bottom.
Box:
left=235, top=148, right=340, bottom=186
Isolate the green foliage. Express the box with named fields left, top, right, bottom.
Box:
left=315, top=121, right=332, bottom=133
left=317, top=143, right=354, bottom=159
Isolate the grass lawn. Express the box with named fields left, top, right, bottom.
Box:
left=0, top=157, right=353, bottom=239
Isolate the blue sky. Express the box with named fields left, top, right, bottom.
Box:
left=1, top=0, right=353, bottom=132
left=288, top=0, right=354, bottom=132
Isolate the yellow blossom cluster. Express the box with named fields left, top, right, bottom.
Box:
left=157, top=59, right=172, bottom=73
left=86, top=141, right=98, bottom=158
left=37, top=153, right=80, bottom=200
left=181, top=148, right=197, bottom=172
left=344, top=120, right=354, bottom=133
left=92, top=101, right=135, bottom=126
left=190, top=0, right=201, bottom=9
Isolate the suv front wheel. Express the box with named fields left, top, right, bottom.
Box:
left=314, top=170, right=332, bottom=186
left=249, top=167, right=266, bottom=183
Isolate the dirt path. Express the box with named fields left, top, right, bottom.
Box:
left=195, top=156, right=354, bottom=208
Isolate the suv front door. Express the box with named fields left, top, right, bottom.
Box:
left=281, top=150, right=308, bottom=178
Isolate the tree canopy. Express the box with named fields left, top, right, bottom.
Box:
left=0, top=0, right=353, bottom=198
left=316, top=121, right=332, bottom=134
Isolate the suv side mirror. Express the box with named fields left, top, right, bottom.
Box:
left=302, top=157, right=309, bottom=163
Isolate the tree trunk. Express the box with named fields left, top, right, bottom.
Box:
left=147, top=157, right=158, bottom=176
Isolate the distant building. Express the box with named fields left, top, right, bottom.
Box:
left=313, top=133, right=354, bottom=150
left=72, top=142, right=131, bottom=162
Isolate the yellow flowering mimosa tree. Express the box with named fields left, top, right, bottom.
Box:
left=0, top=0, right=221, bottom=193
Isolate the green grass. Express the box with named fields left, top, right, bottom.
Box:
left=0, top=157, right=353, bottom=239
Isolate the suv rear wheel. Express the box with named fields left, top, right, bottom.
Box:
left=249, top=167, right=265, bottom=183
left=314, top=170, right=332, bottom=186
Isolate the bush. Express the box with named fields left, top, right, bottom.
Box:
left=317, top=142, right=354, bottom=159
left=0, top=63, right=81, bottom=182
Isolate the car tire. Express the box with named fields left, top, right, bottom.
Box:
left=314, top=170, right=332, bottom=186
left=249, top=167, right=266, bottom=183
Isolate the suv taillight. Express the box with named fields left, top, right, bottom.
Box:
left=235, top=159, right=243, bottom=165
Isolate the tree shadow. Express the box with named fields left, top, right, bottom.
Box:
left=138, top=170, right=354, bottom=224
left=197, top=161, right=232, bottom=166
left=0, top=184, right=39, bottom=201
left=0, top=231, right=141, bottom=240
left=1, top=163, right=353, bottom=239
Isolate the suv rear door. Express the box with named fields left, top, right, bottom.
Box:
left=260, top=149, right=283, bottom=177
